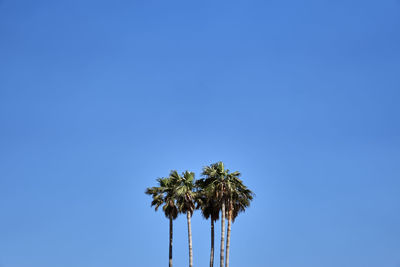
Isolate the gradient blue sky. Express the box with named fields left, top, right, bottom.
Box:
left=1, top=0, right=400, bottom=266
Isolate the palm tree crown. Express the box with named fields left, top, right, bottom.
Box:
left=175, top=170, right=196, bottom=216
left=145, top=175, right=179, bottom=219
left=224, top=171, right=254, bottom=221
left=195, top=178, right=220, bottom=222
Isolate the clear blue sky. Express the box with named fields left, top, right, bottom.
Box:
left=1, top=0, right=399, bottom=266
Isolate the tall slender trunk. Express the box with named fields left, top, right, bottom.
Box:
left=225, top=204, right=233, bottom=267
left=210, top=219, right=215, bottom=267
left=169, top=216, right=173, bottom=267
left=220, top=202, right=225, bottom=267
left=187, top=212, right=193, bottom=267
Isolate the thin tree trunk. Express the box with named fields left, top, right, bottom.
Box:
left=169, top=216, right=173, bottom=267
left=220, top=202, right=225, bottom=267
left=225, top=205, right=232, bottom=267
left=210, top=219, right=215, bottom=267
left=187, top=212, right=193, bottom=267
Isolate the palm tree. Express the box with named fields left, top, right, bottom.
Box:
left=174, top=171, right=196, bottom=267
left=195, top=178, right=220, bottom=267
left=224, top=172, right=254, bottom=267
left=201, top=162, right=229, bottom=267
left=145, top=173, right=180, bottom=267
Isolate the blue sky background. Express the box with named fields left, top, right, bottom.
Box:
left=1, top=0, right=400, bottom=266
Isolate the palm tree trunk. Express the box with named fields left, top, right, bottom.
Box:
left=210, top=219, right=215, bottom=267
left=220, top=202, right=225, bottom=267
left=225, top=205, right=232, bottom=267
left=169, top=216, right=173, bottom=267
left=187, top=212, right=193, bottom=267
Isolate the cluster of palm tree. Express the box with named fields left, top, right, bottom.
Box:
left=145, top=161, right=254, bottom=267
